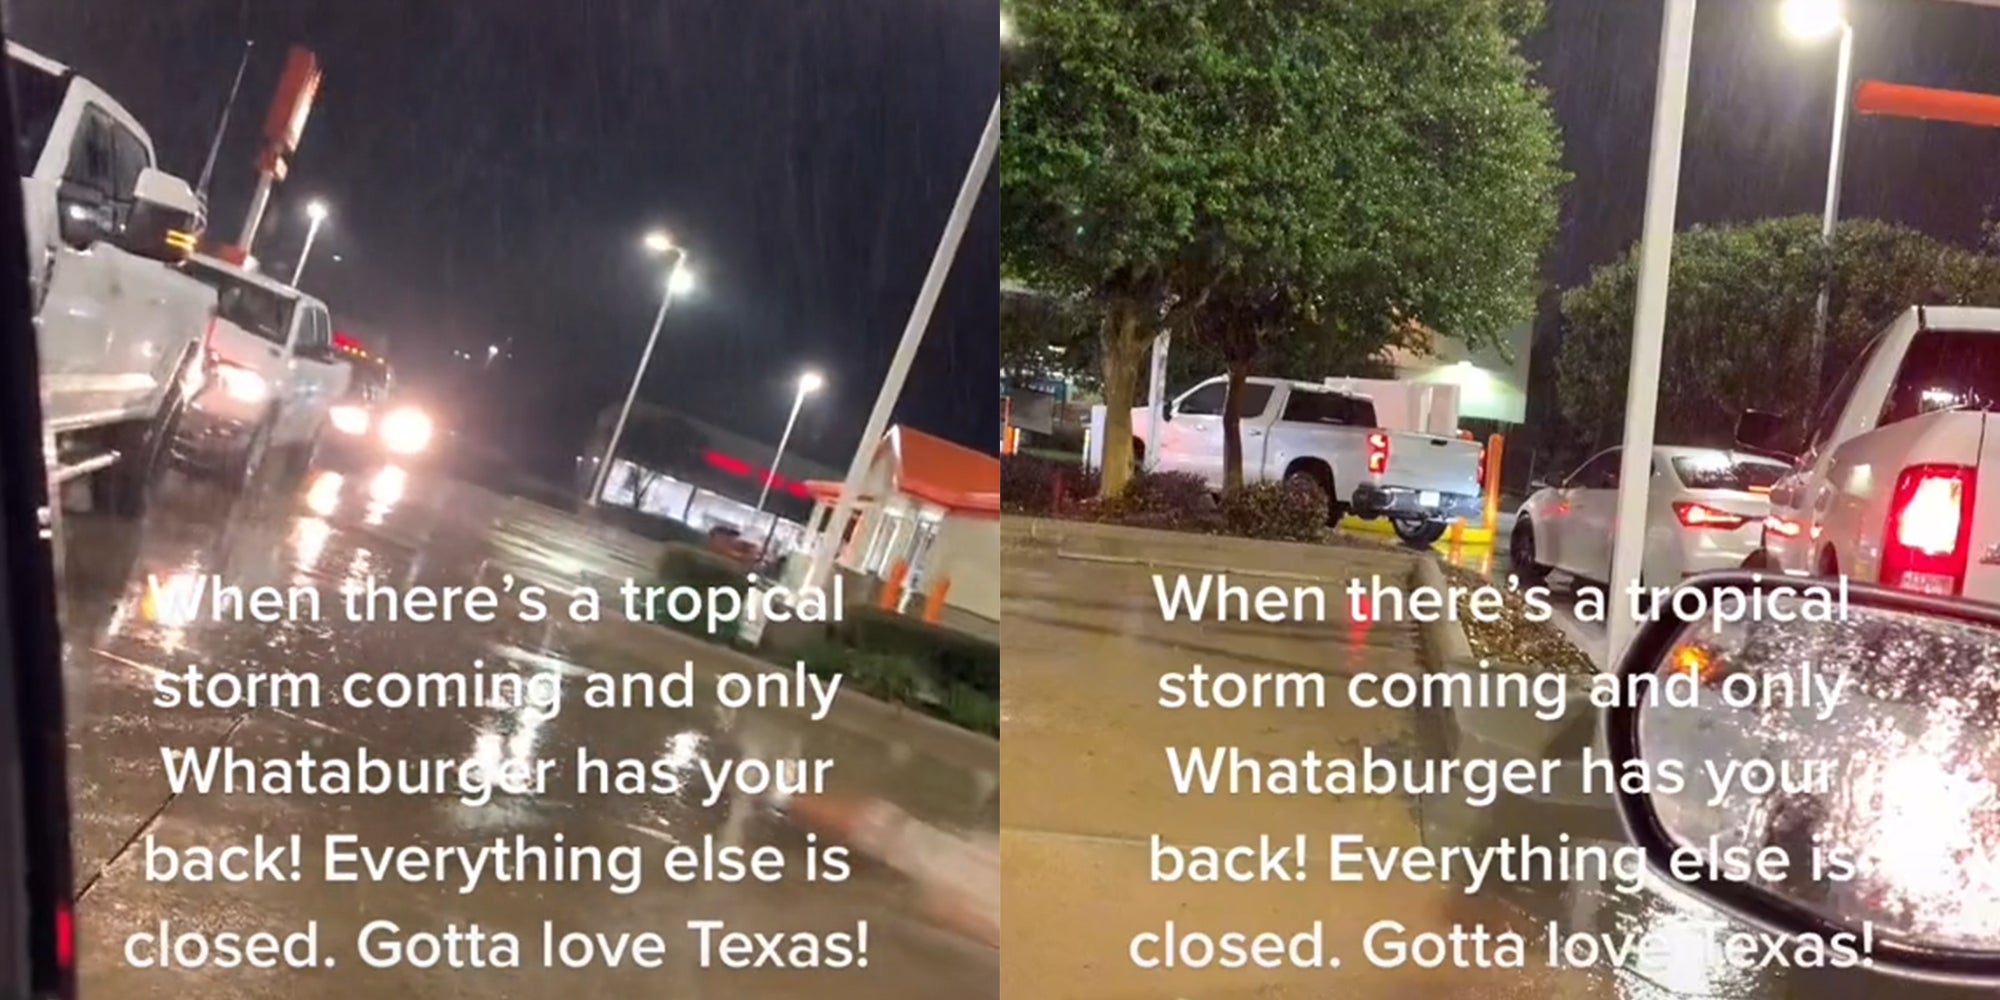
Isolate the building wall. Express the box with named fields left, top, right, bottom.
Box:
left=932, top=515, right=1000, bottom=622
left=1384, top=321, right=1534, bottom=424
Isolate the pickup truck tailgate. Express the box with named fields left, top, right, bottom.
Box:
left=1377, top=432, right=1483, bottom=496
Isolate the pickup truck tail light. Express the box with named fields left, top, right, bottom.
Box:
left=1366, top=432, right=1390, bottom=475
left=1882, top=464, right=1976, bottom=596
left=1674, top=502, right=1747, bottom=529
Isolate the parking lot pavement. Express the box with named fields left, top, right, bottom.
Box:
left=58, top=468, right=998, bottom=998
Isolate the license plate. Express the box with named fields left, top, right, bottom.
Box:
left=1419, top=490, right=1441, bottom=508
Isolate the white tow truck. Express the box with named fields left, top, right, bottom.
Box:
left=10, top=43, right=213, bottom=524
left=1749, top=305, right=2000, bottom=601
left=1133, top=375, right=1486, bottom=547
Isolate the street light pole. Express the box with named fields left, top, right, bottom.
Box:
left=1807, top=20, right=1855, bottom=397
left=758, top=372, right=822, bottom=515
left=290, top=200, right=328, bottom=289
left=799, top=96, right=999, bottom=595
left=196, top=40, right=254, bottom=203
left=1606, top=0, right=1698, bottom=667
left=588, top=247, right=687, bottom=507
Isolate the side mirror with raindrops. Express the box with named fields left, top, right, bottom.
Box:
left=1607, top=572, right=2000, bottom=985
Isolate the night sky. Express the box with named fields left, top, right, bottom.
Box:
left=7, top=0, right=998, bottom=482
left=1534, top=0, right=2000, bottom=291
left=1523, top=0, right=2000, bottom=448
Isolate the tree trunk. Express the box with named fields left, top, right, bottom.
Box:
left=1098, top=303, right=1146, bottom=498
left=1222, top=361, right=1250, bottom=492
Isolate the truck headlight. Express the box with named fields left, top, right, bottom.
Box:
left=330, top=404, right=370, bottom=436
left=379, top=406, right=433, bottom=455
left=215, top=362, right=268, bottom=403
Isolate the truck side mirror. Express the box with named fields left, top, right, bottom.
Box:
left=119, top=168, right=203, bottom=262
left=1733, top=409, right=1797, bottom=462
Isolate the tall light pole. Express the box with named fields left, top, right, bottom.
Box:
left=799, top=96, right=1000, bottom=595
left=1606, top=0, right=1698, bottom=666
left=1784, top=0, right=1854, bottom=397
left=758, top=371, right=823, bottom=514
left=196, top=39, right=254, bottom=202
left=587, top=231, right=694, bottom=507
left=289, top=199, right=328, bottom=289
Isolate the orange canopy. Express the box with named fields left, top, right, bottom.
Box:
left=1856, top=80, right=2000, bottom=129
left=805, top=425, right=1000, bottom=515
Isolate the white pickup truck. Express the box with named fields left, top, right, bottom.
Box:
left=11, top=43, right=212, bottom=517
left=1133, top=375, right=1486, bottom=547
left=173, top=254, right=350, bottom=492
left=1749, top=305, right=2000, bottom=601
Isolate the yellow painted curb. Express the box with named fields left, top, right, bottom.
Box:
left=1337, top=515, right=1495, bottom=547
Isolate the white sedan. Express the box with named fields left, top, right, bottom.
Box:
left=1510, top=446, right=1789, bottom=589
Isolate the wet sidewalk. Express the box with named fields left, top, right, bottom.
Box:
left=999, top=517, right=1616, bottom=999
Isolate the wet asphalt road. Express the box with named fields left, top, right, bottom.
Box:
left=56, top=464, right=998, bottom=998
left=1007, top=517, right=2000, bottom=999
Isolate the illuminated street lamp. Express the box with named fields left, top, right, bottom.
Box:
left=587, top=230, right=695, bottom=507
left=290, top=199, right=329, bottom=289
left=1781, top=0, right=1855, bottom=394
left=757, top=370, right=824, bottom=515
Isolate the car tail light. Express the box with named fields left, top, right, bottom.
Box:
left=1883, top=464, right=1976, bottom=596
left=1674, top=502, right=1747, bottom=529
left=56, top=901, right=72, bottom=971
left=1367, top=432, right=1390, bottom=475
left=1763, top=514, right=1803, bottom=538
left=1476, top=445, right=1488, bottom=491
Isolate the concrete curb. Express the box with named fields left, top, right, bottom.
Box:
left=581, top=617, right=1000, bottom=769
left=1412, top=554, right=1602, bottom=804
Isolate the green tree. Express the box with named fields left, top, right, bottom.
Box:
left=1003, top=0, right=1564, bottom=496
left=1557, top=216, right=2000, bottom=453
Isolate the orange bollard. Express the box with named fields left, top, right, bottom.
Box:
left=881, top=560, right=909, bottom=610
left=1448, top=519, right=1464, bottom=557
left=1483, top=434, right=1506, bottom=534
left=923, top=577, right=952, bottom=623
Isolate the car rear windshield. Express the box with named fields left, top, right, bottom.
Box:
left=186, top=261, right=295, bottom=345
left=1881, top=328, right=2000, bottom=427
left=1671, top=455, right=1787, bottom=492
left=10, top=60, right=68, bottom=172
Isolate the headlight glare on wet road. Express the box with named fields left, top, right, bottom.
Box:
left=380, top=407, right=433, bottom=455
left=330, top=404, right=370, bottom=436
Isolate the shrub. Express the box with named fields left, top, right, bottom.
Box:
left=651, top=543, right=753, bottom=641
left=1100, top=470, right=1220, bottom=531
left=1001, top=455, right=1061, bottom=513
left=940, top=683, right=1000, bottom=736
left=1001, top=455, right=1099, bottom=514
left=842, top=651, right=930, bottom=706
left=1221, top=479, right=1327, bottom=543
left=837, top=605, right=998, bottom=698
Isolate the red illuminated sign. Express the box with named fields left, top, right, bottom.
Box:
left=701, top=449, right=810, bottom=499
left=262, top=46, right=324, bottom=156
